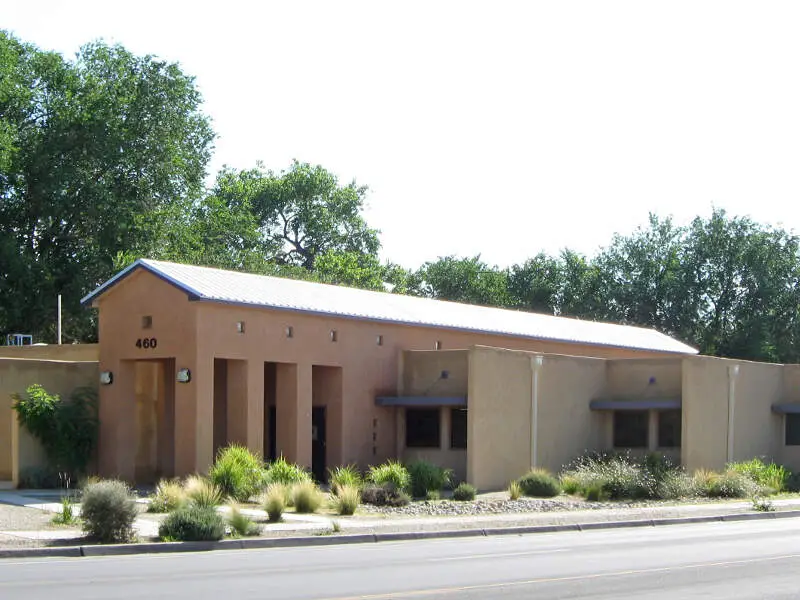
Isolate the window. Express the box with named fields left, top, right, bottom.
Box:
left=376, top=335, right=383, bottom=346
left=330, top=329, right=338, bottom=342
left=450, top=408, right=467, bottom=449
left=657, top=410, right=681, bottom=448
left=141, top=316, right=152, bottom=329
left=285, top=326, right=293, bottom=338
left=613, top=411, right=648, bottom=448
left=786, top=414, right=800, bottom=446
left=405, top=409, right=440, bottom=448
left=434, top=341, right=442, bottom=350
left=236, top=321, right=245, bottom=334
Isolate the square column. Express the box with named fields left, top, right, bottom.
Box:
left=226, top=359, right=264, bottom=457
left=276, top=362, right=312, bottom=467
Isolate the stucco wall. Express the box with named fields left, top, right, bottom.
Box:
left=682, top=357, right=732, bottom=471
left=731, top=360, right=783, bottom=464
left=606, top=358, right=682, bottom=399
left=0, top=358, right=97, bottom=484
left=0, top=344, right=98, bottom=362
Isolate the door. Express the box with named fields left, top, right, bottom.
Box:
left=312, top=407, right=326, bottom=483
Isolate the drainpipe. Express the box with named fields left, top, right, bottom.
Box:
left=530, top=355, right=544, bottom=469
left=727, top=364, right=739, bottom=463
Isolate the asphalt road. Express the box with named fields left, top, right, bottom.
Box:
left=3, top=519, right=800, bottom=599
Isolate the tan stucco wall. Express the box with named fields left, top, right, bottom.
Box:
left=0, top=358, right=97, bottom=484
left=0, top=344, right=98, bottom=362
left=682, top=357, right=732, bottom=471
left=606, top=358, right=682, bottom=399
left=730, top=360, right=783, bottom=464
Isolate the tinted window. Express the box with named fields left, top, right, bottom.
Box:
left=786, top=414, right=800, bottom=446
left=657, top=410, right=682, bottom=448
left=450, top=408, right=467, bottom=449
left=613, top=411, right=648, bottom=448
left=406, top=409, right=440, bottom=448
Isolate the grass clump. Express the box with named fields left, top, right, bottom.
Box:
left=508, top=480, right=522, bottom=500
left=159, top=505, right=226, bottom=542
left=184, top=475, right=224, bottom=508
left=517, top=468, right=561, bottom=498
left=560, top=475, right=581, bottom=495
left=361, top=483, right=410, bottom=507
left=703, top=470, right=758, bottom=498
left=332, top=484, right=360, bottom=515
left=80, top=480, right=138, bottom=543
left=426, top=490, right=441, bottom=501
left=227, top=503, right=261, bottom=537
left=407, top=460, right=453, bottom=499
left=148, top=479, right=187, bottom=513
left=329, top=465, right=363, bottom=496
left=52, top=495, right=77, bottom=525
left=263, top=484, right=288, bottom=522
left=368, top=460, right=411, bottom=493
left=728, top=458, right=789, bottom=493
left=209, top=445, right=265, bottom=502
left=292, top=481, right=325, bottom=514
left=264, top=457, right=312, bottom=486
left=452, top=482, right=477, bottom=501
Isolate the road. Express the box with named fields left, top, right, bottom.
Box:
left=2, top=519, right=800, bottom=599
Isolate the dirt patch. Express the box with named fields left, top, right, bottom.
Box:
left=0, top=504, right=54, bottom=531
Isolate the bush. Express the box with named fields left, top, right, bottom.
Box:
left=562, top=452, right=684, bottom=500
left=17, top=466, right=59, bottom=489
left=407, top=460, right=453, bottom=498
left=209, top=445, right=265, bottom=502
left=426, top=490, right=441, bottom=501
left=329, top=465, right=363, bottom=495
left=583, top=484, right=609, bottom=502
left=452, top=482, right=476, bottom=501
left=80, top=480, right=138, bottom=543
left=12, top=384, right=98, bottom=476
left=333, top=484, right=360, bottom=515
left=518, top=469, right=561, bottom=498
left=508, top=480, right=522, bottom=501
left=786, top=472, right=800, bottom=493
left=159, top=505, right=226, bottom=541
left=729, top=458, right=789, bottom=493
left=704, top=470, right=758, bottom=498
left=560, top=475, right=581, bottom=495
left=227, top=503, right=261, bottom=537
left=655, top=471, right=694, bottom=500
left=368, top=460, right=411, bottom=492
left=292, top=481, right=324, bottom=513
left=361, top=483, right=410, bottom=507
left=184, top=475, right=223, bottom=508
left=148, top=479, right=187, bottom=513
left=264, top=457, right=312, bottom=486
left=263, top=484, right=287, bottom=522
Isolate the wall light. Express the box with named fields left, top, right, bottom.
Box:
left=100, top=371, right=113, bottom=385
left=177, top=368, right=192, bottom=383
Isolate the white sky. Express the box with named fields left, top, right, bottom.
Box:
left=4, top=1, right=800, bottom=268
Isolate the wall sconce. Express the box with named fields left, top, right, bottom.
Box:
left=100, top=371, right=113, bottom=385
left=177, top=368, right=192, bottom=383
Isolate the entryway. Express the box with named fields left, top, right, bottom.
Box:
left=133, top=359, right=175, bottom=483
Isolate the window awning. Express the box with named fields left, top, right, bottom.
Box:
left=375, top=396, right=467, bottom=407
left=590, top=398, right=681, bottom=411
left=772, top=403, right=800, bottom=414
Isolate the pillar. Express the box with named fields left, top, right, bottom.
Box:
left=276, top=362, right=312, bottom=467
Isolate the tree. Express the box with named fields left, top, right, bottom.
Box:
left=507, top=253, right=562, bottom=314
left=0, top=32, right=214, bottom=341
left=417, top=256, right=510, bottom=307
left=209, top=161, right=380, bottom=270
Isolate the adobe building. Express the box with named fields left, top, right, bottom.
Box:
left=74, top=259, right=800, bottom=490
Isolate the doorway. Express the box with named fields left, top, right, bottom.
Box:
left=312, top=407, right=326, bottom=482
left=133, top=359, right=175, bottom=483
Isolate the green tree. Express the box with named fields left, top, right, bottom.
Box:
left=417, top=256, right=510, bottom=307
left=0, top=32, right=214, bottom=342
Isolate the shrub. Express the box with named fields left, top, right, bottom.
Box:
left=52, top=495, right=76, bottom=525
left=786, top=472, right=800, bottom=493
left=583, top=484, right=609, bottom=502
left=184, top=475, right=223, bottom=508
left=263, top=484, right=287, bottom=522
left=329, top=465, right=363, bottom=496
left=704, top=470, right=758, bottom=498
left=159, top=505, right=225, bottom=542
left=292, top=481, right=324, bottom=514
left=264, top=457, right=312, bottom=486
left=12, top=384, right=98, bottom=476
left=368, top=460, right=411, bottom=492
left=17, top=466, right=60, bottom=489
left=560, top=475, right=581, bottom=496
left=655, top=471, right=694, bottom=500
left=80, top=480, right=138, bottom=543
left=209, top=445, right=265, bottom=502
left=752, top=495, right=775, bottom=512
left=227, top=503, right=261, bottom=537
left=333, top=484, right=360, bottom=515
left=518, top=469, right=561, bottom=498
left=407, top=460, right=453, bottom=498
left=561, top=452, right=683, bottom=500
left=452, top=482, right=476, bottom=501
left=426, top=490, right=441, bottom=501
left=361, top=483, right=410, bottom=507
left=508, top=480, right=522, bottom=501
left=729, top=458, right=789, bottom=493
left=148, top=479, right=187, bottom=513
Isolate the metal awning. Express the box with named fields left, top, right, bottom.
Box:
left=590, top=398, right=681, bottom=411
left=375, top=396, right=467, bottom=407
left=772, top=403, right=800, bottom=414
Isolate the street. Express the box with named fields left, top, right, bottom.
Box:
left=2, top=519, right=800, bottom=599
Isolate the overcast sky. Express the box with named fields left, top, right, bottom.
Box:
left=5, top=1, right=800, bottom=268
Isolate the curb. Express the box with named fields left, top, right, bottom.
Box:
left=4, top=509, right=800, bottom=559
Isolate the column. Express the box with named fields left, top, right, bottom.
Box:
left=276, top=362, right=312, bottom=467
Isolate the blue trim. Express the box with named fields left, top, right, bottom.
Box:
left=376, top=396, right=467, bottom=407
left=590, top=398, right=681, bottom=411
left=772, top=404, right=800, bottom=414
left=81, top=259, right=206, bottom=306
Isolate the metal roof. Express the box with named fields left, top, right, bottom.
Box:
left=82, top=259, right=698, bottom=355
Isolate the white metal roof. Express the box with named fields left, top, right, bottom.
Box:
left=82, top=259, right=698, bottom=355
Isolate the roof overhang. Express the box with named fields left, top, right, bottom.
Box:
left=590, top=398, right=681, bottom=411
left=772, top=403, right=800, bottom=414
left=375, top=396, right=467, bottom=407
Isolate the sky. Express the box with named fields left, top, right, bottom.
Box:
left=4, top=1, right=800, bottom=269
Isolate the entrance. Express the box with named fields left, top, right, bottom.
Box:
left=312, top=407, right=326, bottom=482
left=133, top=359, right=175, bottom=483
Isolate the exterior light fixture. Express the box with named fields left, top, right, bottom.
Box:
left=177, top=368, right=192, bottom=383
left=100, top=371, right=113, bottom=385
